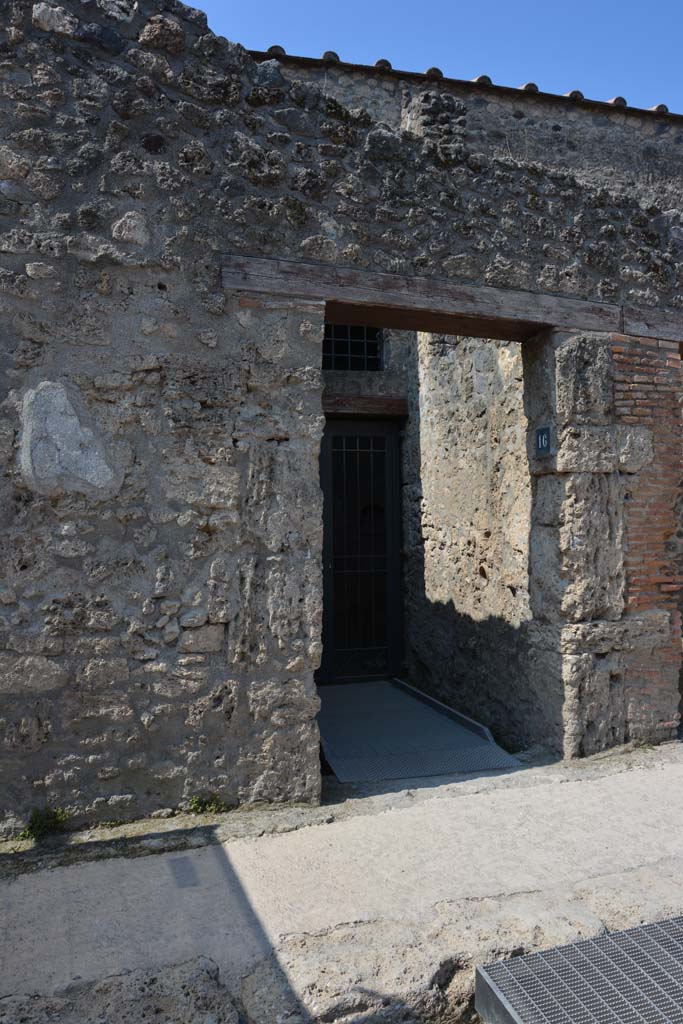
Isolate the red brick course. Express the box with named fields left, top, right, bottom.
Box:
left=611, top=333, right=683, bottom=739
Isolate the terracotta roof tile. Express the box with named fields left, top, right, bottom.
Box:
left=251, top=49, right=678, bottom=122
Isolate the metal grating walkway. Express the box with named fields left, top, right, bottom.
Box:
left=476, top=917, right=683, bottom=1024
left=317, top=680, right=519, bottom=782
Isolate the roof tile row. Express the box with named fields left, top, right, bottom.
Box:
left=259, top=45, right=673, bottom=119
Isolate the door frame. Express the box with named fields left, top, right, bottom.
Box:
left=317, top=416, right=404, bottom=684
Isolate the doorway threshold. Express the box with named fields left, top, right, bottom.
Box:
left=317, top=679, right=519, bottom=783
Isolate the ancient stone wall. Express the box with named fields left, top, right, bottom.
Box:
left=274, top=59, right=683, bottom=193
left=0, top=275, right=325, bottom=834
left=403, top=335, right=534, bottom=750
left=523, top=331, right=681, bottom=755
left=1, top=0, right=682, bottom=827
left=391, top=327, right=681, bottom=757
left=2, top=0, right=682, bottom=308
left=256, top=58, right=683, bottom=307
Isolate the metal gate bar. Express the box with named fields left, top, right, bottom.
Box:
left=319, top=419, right=402, bottom=682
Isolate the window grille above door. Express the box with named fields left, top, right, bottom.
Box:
left=322, top=324, right=384, bottom=371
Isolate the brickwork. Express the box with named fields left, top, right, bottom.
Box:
left=612, top=334, right=683, bottom=741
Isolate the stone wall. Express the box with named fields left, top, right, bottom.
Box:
left=404, top=335, right=534, bottom=750
left=523, top=330, right=681, bottom=755
left=0, top=279, right=325, bottom=834
left=2, top=0, right=683, bottom=310
left=273, top=58, right=683, bottom=194
left=1, top=0, right=682, bottom=827
left=388, top=327, right=681, bottom=757
left=259, top=58, right=683, bottom=307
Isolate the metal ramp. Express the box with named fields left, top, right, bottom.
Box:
left=317, top=679, right=519, bottom=783
left=476, top=917, right=683, bottom=1024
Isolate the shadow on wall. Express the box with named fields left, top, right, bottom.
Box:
left=406, top=609, right=563, bottom=755
left=0, top=828, right=477, bottom=1022
left=401, top=331, right=564, bottom=756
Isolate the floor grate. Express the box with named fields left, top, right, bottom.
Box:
left=476, top=917, right=683, bottom=1024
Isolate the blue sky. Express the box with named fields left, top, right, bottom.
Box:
left=199, top=0, right=683, bottom=114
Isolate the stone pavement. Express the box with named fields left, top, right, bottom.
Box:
left=2, top=743, right=683, bottom=1023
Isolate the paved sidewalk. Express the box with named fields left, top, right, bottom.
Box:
left=3, top=744, right=683, bottom=1022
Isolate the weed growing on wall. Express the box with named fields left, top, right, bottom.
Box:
left=187, top=794, right=232, bottom=815
left=18, top=807, right=70, bottom=841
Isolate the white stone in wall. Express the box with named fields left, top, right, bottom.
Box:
left=0, top=654, right=67, bottom=693
left=25, top=263, right=57, bottom=280
left=19, top=381, right=122, bottom=500
left=0, top=144, right=29, bottom=181
left=616, top=425, right=654, bottom=473
left=96, top=0, right=139, bottom=22
left=31, top=4, right=79, bottom=37
left=111, top=211, right=151, bottom=247
left=177, top=625, right=225, bottom=653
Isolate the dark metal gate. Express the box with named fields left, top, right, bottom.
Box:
left=318, top=419, right=402, bottom=683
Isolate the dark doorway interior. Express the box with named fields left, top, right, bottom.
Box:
left=317, top=418, right=403, bottom=683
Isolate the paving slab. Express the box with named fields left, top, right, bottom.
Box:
left=3, top=744, right=683, bottom=1023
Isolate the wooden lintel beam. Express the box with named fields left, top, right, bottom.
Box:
left=622, top=306, right=683, bottom=344
left=221, top=254, right=683, bottom=344
left=221, top=254, right=620, bottom=341
left=324, top=301, right=536, bottom=343
left=322, top=393, right=409, bottom=418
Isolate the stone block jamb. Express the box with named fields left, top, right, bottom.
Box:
left=523, top=328, right=683, bottom=756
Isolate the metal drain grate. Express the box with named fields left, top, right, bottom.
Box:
left=476, top=917, right=683, bottom=1024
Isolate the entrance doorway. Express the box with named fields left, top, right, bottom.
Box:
left=317, top=419, right=403, bottom=683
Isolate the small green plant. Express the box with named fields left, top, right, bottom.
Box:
left=17, top=807, right=70, bottom=841
left=187, top=794, right=231, bottom=815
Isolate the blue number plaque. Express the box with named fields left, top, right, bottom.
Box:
left=535, top=426, right=551, bottom=456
